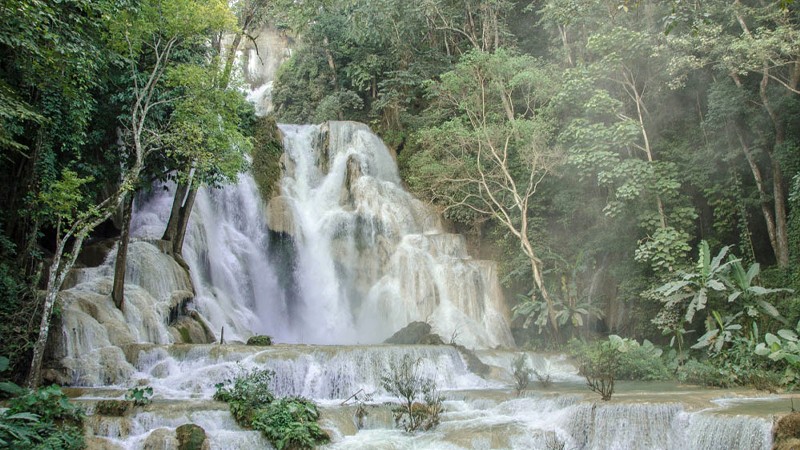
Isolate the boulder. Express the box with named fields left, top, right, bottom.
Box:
left=176, top=423, right=209, bottom=450
left=384, top=321, right=431, bottom=345
left=143, top=428, right=178, bottom=450
left=774, top=411, right=800, bottom=450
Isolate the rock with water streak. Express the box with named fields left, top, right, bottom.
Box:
left=85, top=436, right=125, bottom=450
left=266, top=195, right=295, bottom=235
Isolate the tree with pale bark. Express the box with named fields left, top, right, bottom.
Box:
left=26, top=0, right=237, bottom=388
left=407, top=49, right=565, bottom=336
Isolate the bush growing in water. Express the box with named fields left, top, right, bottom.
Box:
left=380, top=354, right=444, bottom=432
left=512, top=353, right=532, bottom=394
left=214, top=366, right=329, bottom=449
left=252, top=397, right=329, bottom=450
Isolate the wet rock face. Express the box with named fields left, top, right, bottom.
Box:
left=773, top=411, right=800, bottom=450
left=143, top=428, right=178, bottom=450
left=384, top=321, right=444, bottom=345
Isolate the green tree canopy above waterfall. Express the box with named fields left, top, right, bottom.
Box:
left=0, top=0, right=255, bottom=385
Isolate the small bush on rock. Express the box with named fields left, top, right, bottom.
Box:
left=214, top=367, right=329, bottom=449
left=252, top=397, right=329, bottom=450
left=246, top=335, right=273, bottom=346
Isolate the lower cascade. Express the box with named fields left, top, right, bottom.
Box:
left=45, top=121, right=778, bottom=449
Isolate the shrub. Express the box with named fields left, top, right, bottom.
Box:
left=512, top=353, right=532, bottom=394
left=676, top=358, right=732, bottom=387
left=380, top=355, right=444, bottom=432
left=616, top=340, right=671, bottom=381
left=246, top=335, right=273, bottom=346
left=0, top=384, right=85, bottom=449
left=125, top=386, right=153, bottom=406
left=214, top=367, right=276, bottom=423
left=214, top=367, right=329, bottom=449
left=572, top=335, right=639, bottom=400
left=251, top=397, right=329, bottom=450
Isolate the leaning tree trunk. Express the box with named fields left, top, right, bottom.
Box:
left=162, top=181, right=189, bottom=244
left=172, top=187, right=198, bottom=260
left=27, top=230, right=86, bottom=388
left=112, top=192, right=135, bottom=311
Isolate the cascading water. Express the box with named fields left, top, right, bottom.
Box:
left=129, top=121, right=513, bottom=348
left=273, top=122, right=513, bottom=347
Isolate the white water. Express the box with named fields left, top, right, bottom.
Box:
left=275, top=122, right=513, bottom=347
left=127, top=121, right=514, bottom=348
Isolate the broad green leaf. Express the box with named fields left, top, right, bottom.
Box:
left=727, top=291, right=741, bottom=303
left=757, top=300, right=781, bottom=319
left=777, top=329, right=798, bottom=342
left=707, top=279, right=725, bottom=291
left=765, top=333, right=780, bottom=346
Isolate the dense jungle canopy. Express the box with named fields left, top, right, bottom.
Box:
left=1, top=0, right=799, bottom=388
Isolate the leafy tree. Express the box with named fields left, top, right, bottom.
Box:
left=408, top=48, right=565, bottom=336
left=25, top=0, right=237, bottom=388
left=666, top=0, right=800, bottom=267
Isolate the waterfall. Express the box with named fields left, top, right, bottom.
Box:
left=274, top=122, right=514, bottom=348
left=130, top=121, right=513, bottom=348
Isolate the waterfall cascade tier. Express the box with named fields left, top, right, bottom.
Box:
left=68, top=344, right=777, bottom=449
left=272, top=121, right=513, bottom=348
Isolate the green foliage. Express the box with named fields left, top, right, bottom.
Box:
left=251, top=116, right=284, bottom=201
left=125, top=386, right=153, bottom=406
left=571, top=336, right=669, bottom=382
left=676, top=358, right=732, bottom=387
left=655, top=241, right=792, bottom=351
left=571, top=336, right=637, bottom=400
left=615, top=340, right=671, bottom=381
left=0, top=385, right=85, bottom=449
left=246, top=335, right=274, bottom=346
left=214, top=367, right=328, bottom=449
left=214, top=367, right=276, bottom=423
left=755, top=320, right=800, bottom=387
left=36, top=169, right=94, bottom=227
left=164, top=64, right=252, bottom=187
left=380, top=355, right=444, bottom=433
left=512, top=354, right=532, bottom=393
left=251, top=397, right=329, bottom=450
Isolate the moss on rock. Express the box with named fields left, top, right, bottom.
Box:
left=95, top=399, right=132, bottom=417
left=774, top=412, right=800, bottom=450
left=251, top=116, right=284, bottom=201
left=176, top=423, right=209, bottom=450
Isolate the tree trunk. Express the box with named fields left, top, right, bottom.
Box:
left=162, top=182, right=189, bottom=243
left=521, top=234, right=560, bottom=338
left=172, top=186, right=198, bottom=258
left=112, top=192, right=134, bottom=311
left=323, top=36, right=338, bottom=88
left=771, top=156, right=790, bottom=267
left=221, top=33, right=243, bottom=89
left=27, top=230, right=87, bottom=388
